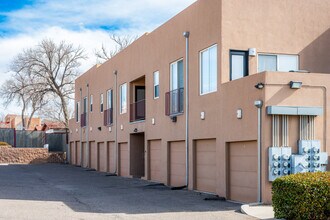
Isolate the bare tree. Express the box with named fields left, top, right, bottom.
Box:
left=95, top=34, right=138, bottom=63
left=10, top=39, right=86, bottom=127
left=0, top=72, right=47, bottom=130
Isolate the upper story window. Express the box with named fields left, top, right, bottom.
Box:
left=76, top=102, right=80, bottom=122
left=90, top=95, right=93, bottom=112
left=120, top=83, right=127, bottom=114
left=170, top=59, right=184, bottom=91
left=258, top=54, right=299, bottom=72
left=154, top=71, right=160, bottom=99
left=100, top=93, right=104, bottom=113
left=83, top=97, right=87, bottom=113
left=107, top=89, right=113, bottom=109
left=200, top=45, right=217, bottom=94
left=230, top=50, right=248, bottom=81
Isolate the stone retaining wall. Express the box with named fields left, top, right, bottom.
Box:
left=0, top=146, right=66, bottom=164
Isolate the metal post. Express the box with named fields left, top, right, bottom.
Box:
left=80, top=88, right=83, bottom=167
left=254, top=100, right=263, bottom=204
left=114, top=70, right=118, bottom=174
left=183, top=31, right=190, bottom=187
left=86, top=84, right=89, bottom=167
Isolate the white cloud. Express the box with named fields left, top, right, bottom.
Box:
left=0, top=0, right=197, bottom=115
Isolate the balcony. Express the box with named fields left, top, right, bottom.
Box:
left=80, top=112, right=87, bottom=127
left=130, top=99, right=146, bottom=122
left=165, top=88, right=184, bottom=116
left=104, top=108, right=113, bottom=126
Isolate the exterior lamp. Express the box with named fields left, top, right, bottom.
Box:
left=289, top=81, right=302, bottom=89
left=255, top=83, right=264, bottom=89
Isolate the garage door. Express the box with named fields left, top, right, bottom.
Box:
left=149, top=140, right=162, bottom=183
left=108, top=142, right=116, bottom=173
left=119, top=143, right=129, bottom=177
left=195, top=139, right=216, bottom=193
left=70, top=142, right=75, bottom=165
left=169, top=141, right=186, bottom=187
left=228, top=141, right=257, bottom=203
left=98, top=142, right=107, bottom=172
left=90, top=141, right=98, bottom=170
left=82, top=142, right=88, bottom=167
left=76, top=141, right=81, bottom=166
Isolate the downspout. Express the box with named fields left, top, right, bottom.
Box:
left=86, top=83, right=89, bottom=168
left=183, top=31, right=190, bottom=188
left=254, top=100, right=263, bottom=204
left=80, top=88, right=83, bottom=167
left=114, top=70, right=118, bottom=175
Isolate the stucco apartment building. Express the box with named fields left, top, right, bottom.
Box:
left=69, top=0, right=330, bottom=204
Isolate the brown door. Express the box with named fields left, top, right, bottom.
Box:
left=108, top=141, right=116, bottom=173
left=70, top=142, right=75, bottom=165
left=119, top=143, right=129, bottom=177
left=76, top=141, right=81, bottom=166
left=195, top=139, right=216, bottom=193
left=98, top=142, right=107, bottom=172
left=149, top=140, right=162, bottom=182
left=228, top=141, right=258, bottom=203
left=90, top=141, right=98, bottom=170
left=169, top=141, right=186, bottom=187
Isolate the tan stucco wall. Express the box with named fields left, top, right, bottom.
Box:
left=69, top=0, right=330, bottom=204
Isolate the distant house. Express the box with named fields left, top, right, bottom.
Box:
left=35, top=120, right=66, bottom=133
left=4, top=114, right=41, bottom=131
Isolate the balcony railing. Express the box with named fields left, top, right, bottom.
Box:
left=80, top=112, right=87, bottom=127
left=104, top=108, right=113, bottom=126
left=165, top=88, right=184, bottom=116
left=130, top=99, right=146, bottom=122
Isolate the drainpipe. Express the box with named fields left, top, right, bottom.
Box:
left=80, top=88, right=83, bottom=167
left=114, top=70, right=118, bottom=175
left=183, top=31, right=190, bottom=188
left=86, top=83, right=89, bottom=168
left=254, top=100, right=263, bottom=204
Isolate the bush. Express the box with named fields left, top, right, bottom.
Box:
left=0, top=142, right=9, bottom=146
left=272, top=172, right=330, bottom=220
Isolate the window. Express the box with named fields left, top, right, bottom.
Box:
left=230, top=50, right=248, bottom=81
left=120, top=83, right=127, bottom=114
left=200, top=45, right=217, bottom=94
left=170, top=59, right=184, bottom=91
left=153, top=71, right=159, bottom=99
left=100, top=94, right=104, bottom=113
left=83, top=97, right=87, bottom=113
left=107, top=89, right=113, bottom=109
left=90, top=95, right=93, bottom=112
left=167, top=59, right=184, bottom=115
left=258, top=54, right=299, bottom=72
left=76, top=102, right=80, bottom=122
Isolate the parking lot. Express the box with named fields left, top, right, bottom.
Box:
left=0, top=164, right=254, bottom=220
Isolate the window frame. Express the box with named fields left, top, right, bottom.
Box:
left=153, top=71, right=160, bottom=99
left=90, top=95, right=93, bottom=113
left=229, top=50, right=249, bottom=81
left=199, top=44, right=218, bottom=95
left=170, top=58, right=184, bottom=91
left=107, top=89, right=113, bottom=109
left=76, top=101, right=80, bottom=123
left=100, top=93, right=104, bottom=113
left=258, top=53, right=299, bottom=73
left=120, top=83, right=127, bottom=114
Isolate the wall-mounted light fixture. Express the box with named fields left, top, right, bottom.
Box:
left=289, top=81, right=302, bottom=89
left=98, top=127, right=102, bottom=131
left=134, top=128, right=138, bottom=133
left=255, top=83, right=265, bottom=90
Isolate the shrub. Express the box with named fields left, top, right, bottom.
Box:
left=272, top=172, right=330, bottom=220
left=0, top=142, right=9, bottom=146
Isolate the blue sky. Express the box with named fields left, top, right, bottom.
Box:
left=0, top=0, right=196, bottom=116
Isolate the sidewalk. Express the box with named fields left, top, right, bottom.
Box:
left=241, top=204, right=275, bottom=220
